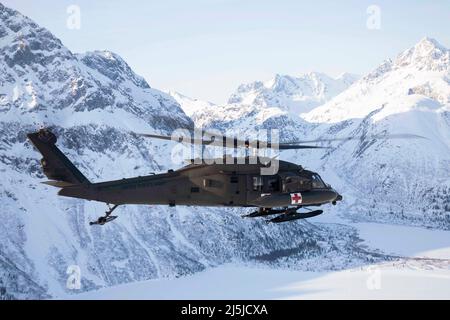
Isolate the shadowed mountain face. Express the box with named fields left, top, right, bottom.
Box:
left=0, top=3, right=375, bottom=299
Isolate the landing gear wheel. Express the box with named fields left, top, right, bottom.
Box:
left=89, top=204, right=120, bottom=226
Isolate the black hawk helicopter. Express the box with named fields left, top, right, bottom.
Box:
left=27, top=128, right=422, bottom=225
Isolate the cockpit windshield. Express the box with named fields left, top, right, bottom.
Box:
left=311, top=174, right=326, bottom=189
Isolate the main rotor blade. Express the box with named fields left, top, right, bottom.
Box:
left=135, top=131, right=327, bottom=149
left=134, top=132, right=247, bottom=146
left=282, top=133, right=427, bottom=145
left=278, top=144, right=329, bottom=150
left=134, top=131, right=425, bottom=150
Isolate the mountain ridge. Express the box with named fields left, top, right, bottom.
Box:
left=304, top=37, right=450, bottom=124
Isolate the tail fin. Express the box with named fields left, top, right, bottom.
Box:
left=27, top=129, right=90, bottom=186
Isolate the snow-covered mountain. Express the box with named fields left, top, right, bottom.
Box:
left=304, top=37, right=449, bottom=123
left=0, top=3, right=372, bottom=299
left=183, top=72, right=357, bottom=142
left=168, top=90, right=216, bottom=117
left=299, top=37, right=450, bottom=228
left=181, top=37, right=450, bottom=230
left=190, top=98, right=311, bottom=142
left=228, top=72, right=358, bottom=114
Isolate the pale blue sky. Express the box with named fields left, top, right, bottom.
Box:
left=3, top=0, right=449, bottom=104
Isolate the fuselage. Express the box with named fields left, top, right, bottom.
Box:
left=58, top=159, right=342, bottom=209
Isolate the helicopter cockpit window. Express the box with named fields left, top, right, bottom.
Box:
left=283, top=175, right=301, bottom=192
left=253, top=176, right=263, bottom=191
left=311, top=174, right=326, bottom=189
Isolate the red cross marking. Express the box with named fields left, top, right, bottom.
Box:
left=291, top=193, right=302, bottom=204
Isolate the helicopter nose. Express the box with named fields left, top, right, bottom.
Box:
left=332, top=192, right=343, bottom=205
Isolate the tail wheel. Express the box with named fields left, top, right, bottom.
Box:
left=40, top=158, right=48, bottom=167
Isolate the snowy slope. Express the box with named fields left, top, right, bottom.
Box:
left=73, top=220, right=450, bottom=300
left=168, top=90, right=216, bottom=117
left=297, top=37, right=450, bottom=228
left=0, top=3, right=370, bottom=299
left=73, top=264, right=450, bottom=300
left=304, top=37, right=449, bottom=123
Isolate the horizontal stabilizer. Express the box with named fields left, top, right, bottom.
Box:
left=41, top=181, right=77, bottom=188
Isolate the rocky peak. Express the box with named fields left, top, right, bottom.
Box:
left=77, top=51, right=150, bottom=89
left=0, top=2, right=192, bottom=132
left=0, top=4, right=71, bottom=68
left=364, top=38, right=449, bottom=83
left=394, top=37, right=449, bottom=71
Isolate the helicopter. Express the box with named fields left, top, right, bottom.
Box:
left=27, top=128, right=422, bottom=225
